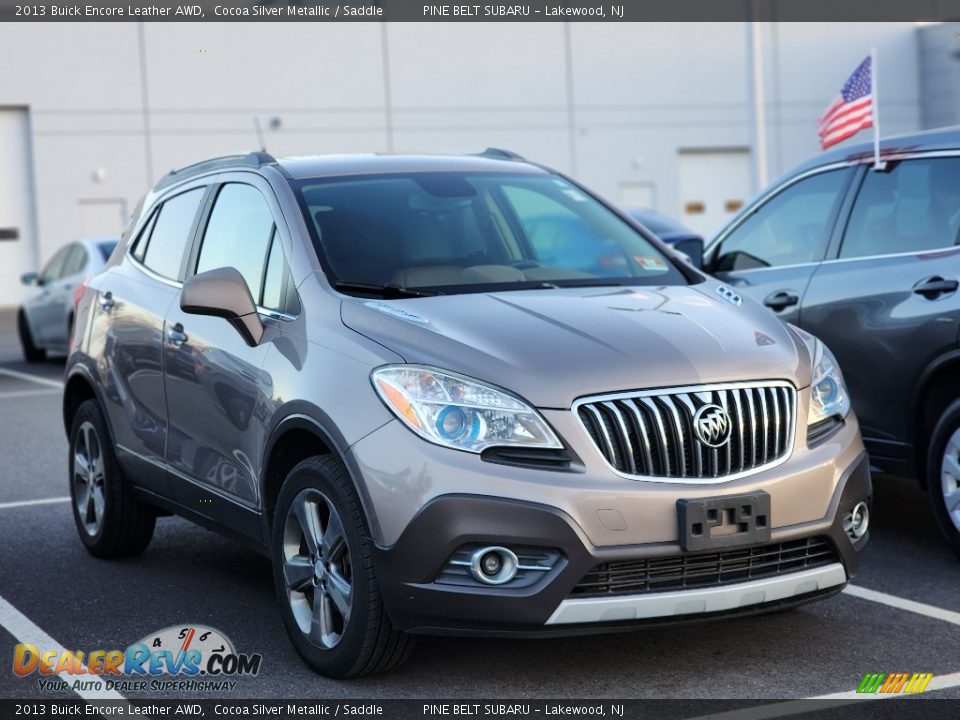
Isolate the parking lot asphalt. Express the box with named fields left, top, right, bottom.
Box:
left=0, top=308, right=959, bottom=706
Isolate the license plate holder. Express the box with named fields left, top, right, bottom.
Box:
left=677, top=492, right=771, bottom=551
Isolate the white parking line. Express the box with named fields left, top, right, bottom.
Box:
left=0, top=497, right=70, bottom=510
left=0, top=367, right=64, bottom=389
left=0, top=593, right=126, bottom=701
left=0, top=388, right=62, bottom=399
left=844, top=584, right=960, bottom=627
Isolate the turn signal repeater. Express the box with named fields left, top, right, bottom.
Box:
left=844, top=501, right=870, bottom=541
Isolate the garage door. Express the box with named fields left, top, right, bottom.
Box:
left=678, top=148, right=752, bottom=239
left=0, top=108, right=39, bottom=307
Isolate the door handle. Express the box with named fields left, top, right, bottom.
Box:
left=913, top=276, right=959, bottom=300
left=99, top=291, right=115, bottom=311
left=763, top=290, right=799, bottom=312
left=167, top=323, right=188, bottom=347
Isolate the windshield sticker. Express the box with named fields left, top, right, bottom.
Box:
left=634, top=255, right=667, bottom=271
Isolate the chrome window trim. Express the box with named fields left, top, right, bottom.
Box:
left=572, top=380, right=798, bottom=485
left=127, top=252, right=184, bottom=289
left=126, top=252, right=299, bottom=322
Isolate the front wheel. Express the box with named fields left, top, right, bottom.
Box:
left=926, top=399, right=960, bottom=558
left=271, top=455, right=413, bottom=678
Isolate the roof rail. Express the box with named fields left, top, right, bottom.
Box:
left=476, top=147, right=526, bottom=161
left=155, top=151, right=278, bottom=190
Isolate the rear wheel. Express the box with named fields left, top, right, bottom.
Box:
left=69, top=400, right=156, bottom=557
left=17, top=310, right=45, bottom=362
left=271, top=455, right=413, bottom=678
left=926, top=399, right=960, bottom=558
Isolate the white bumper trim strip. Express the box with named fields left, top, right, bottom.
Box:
left=546, top=563, right=847, bottom=625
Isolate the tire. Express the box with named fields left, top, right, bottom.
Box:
left=17, top=310, right=45, bottom=363
left=69, top=399, right=156, bottom=558
left=271, top=455, right=414, bottom=678
left=926, top=398, right=960, bottom=558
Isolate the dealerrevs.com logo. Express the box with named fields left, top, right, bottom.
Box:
left=13, top=624, right=262, bottom=693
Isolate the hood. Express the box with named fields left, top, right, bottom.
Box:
left=340, top=283, right=812, bottom=409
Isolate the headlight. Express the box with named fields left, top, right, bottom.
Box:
left=371, top=365, right=563, bottom=453
left=807, top=340, right=850, bottom=425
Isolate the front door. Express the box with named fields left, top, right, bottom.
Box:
left=163, top=181, right=293, bottom=525
left=707, top=166, right=856, bottom=326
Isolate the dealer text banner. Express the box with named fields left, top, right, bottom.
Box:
left=3, top=0, right=960, bottom=21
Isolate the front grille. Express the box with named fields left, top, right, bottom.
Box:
left=576, top=382, right=795, bottom=480
left=572, top=536, right=839, bottom=597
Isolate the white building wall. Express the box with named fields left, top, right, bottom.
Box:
left=0, top=20, right=927, bottom=305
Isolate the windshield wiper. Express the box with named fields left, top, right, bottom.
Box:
left=333, top=281, right=442, bottom=298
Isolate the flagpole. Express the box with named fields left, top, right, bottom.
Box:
left=872, top=47, right=883, bottom=170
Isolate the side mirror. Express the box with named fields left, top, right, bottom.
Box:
left=671, top=237, right=704, bottom=270
left=20, top=272, right=39, bottom=286
left=181, top=267, right=264, bottom=347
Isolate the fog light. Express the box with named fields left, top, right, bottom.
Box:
left=469, top=546, right=518, bottom=585
left=844, top=501, right=870, bottom=541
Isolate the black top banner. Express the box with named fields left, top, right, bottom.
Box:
left=2, top=0, right=960, bottom=22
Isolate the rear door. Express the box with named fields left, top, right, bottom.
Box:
left=801, top=155, right=960, bottom=466
left=88, top=185, right=208, bottom=496
left=163, top=177, right=298, bottom=533
left=706, top=166, right=856, bottom=325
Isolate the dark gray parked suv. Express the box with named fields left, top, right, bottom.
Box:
left=701, top=127, right=960, bottom=557
left=65, top=150, right=871, bottom=677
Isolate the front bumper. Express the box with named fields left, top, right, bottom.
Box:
left=369, top=451, right=871, bottom=635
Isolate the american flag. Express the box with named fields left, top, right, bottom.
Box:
left=817, top=56, right=874, bottom=150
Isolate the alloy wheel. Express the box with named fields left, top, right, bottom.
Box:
left=940, top=427, right=960, bottom=532
left=282, top=489, right=353, bottom=649
left=73, top=420, right=106, bottom=536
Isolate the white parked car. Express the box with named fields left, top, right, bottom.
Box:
left=18, top=237, right=118, bottom=361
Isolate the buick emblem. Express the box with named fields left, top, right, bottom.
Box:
left=693, top=404, right=731, bottom=447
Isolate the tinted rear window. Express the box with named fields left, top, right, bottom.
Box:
left=141, top=189, right=205, bottom=280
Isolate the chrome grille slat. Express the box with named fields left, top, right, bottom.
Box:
left=660, top=396, right=688, bottom=477
left=639, top=397, right=673, bottom=476
left=576, top=382, right=796, bottom=482
left=623, top=400, right=654, bottom=475
left=602, top=401, right=636, bottom=475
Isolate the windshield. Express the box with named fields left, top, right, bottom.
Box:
left=293, top=172, right=686, bottom=295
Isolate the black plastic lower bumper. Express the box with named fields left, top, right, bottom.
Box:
left=371, top=452, right=872, bottom=635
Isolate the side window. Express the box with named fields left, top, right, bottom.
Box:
left=715, top=169, right=850, bottom=271
left=840, top=158, right=960, bottom=260
left=142, top=189, right=205, bottom=280
left=196, top=184, right=274, bottom=300
left=131, top=210, right=159, bottom=262
left=261, top=233, right=300, bottom=316
left=39, top=246, right=71, bottom=284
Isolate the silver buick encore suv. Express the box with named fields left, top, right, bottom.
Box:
left=64, top=150, right=872, bottom=678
